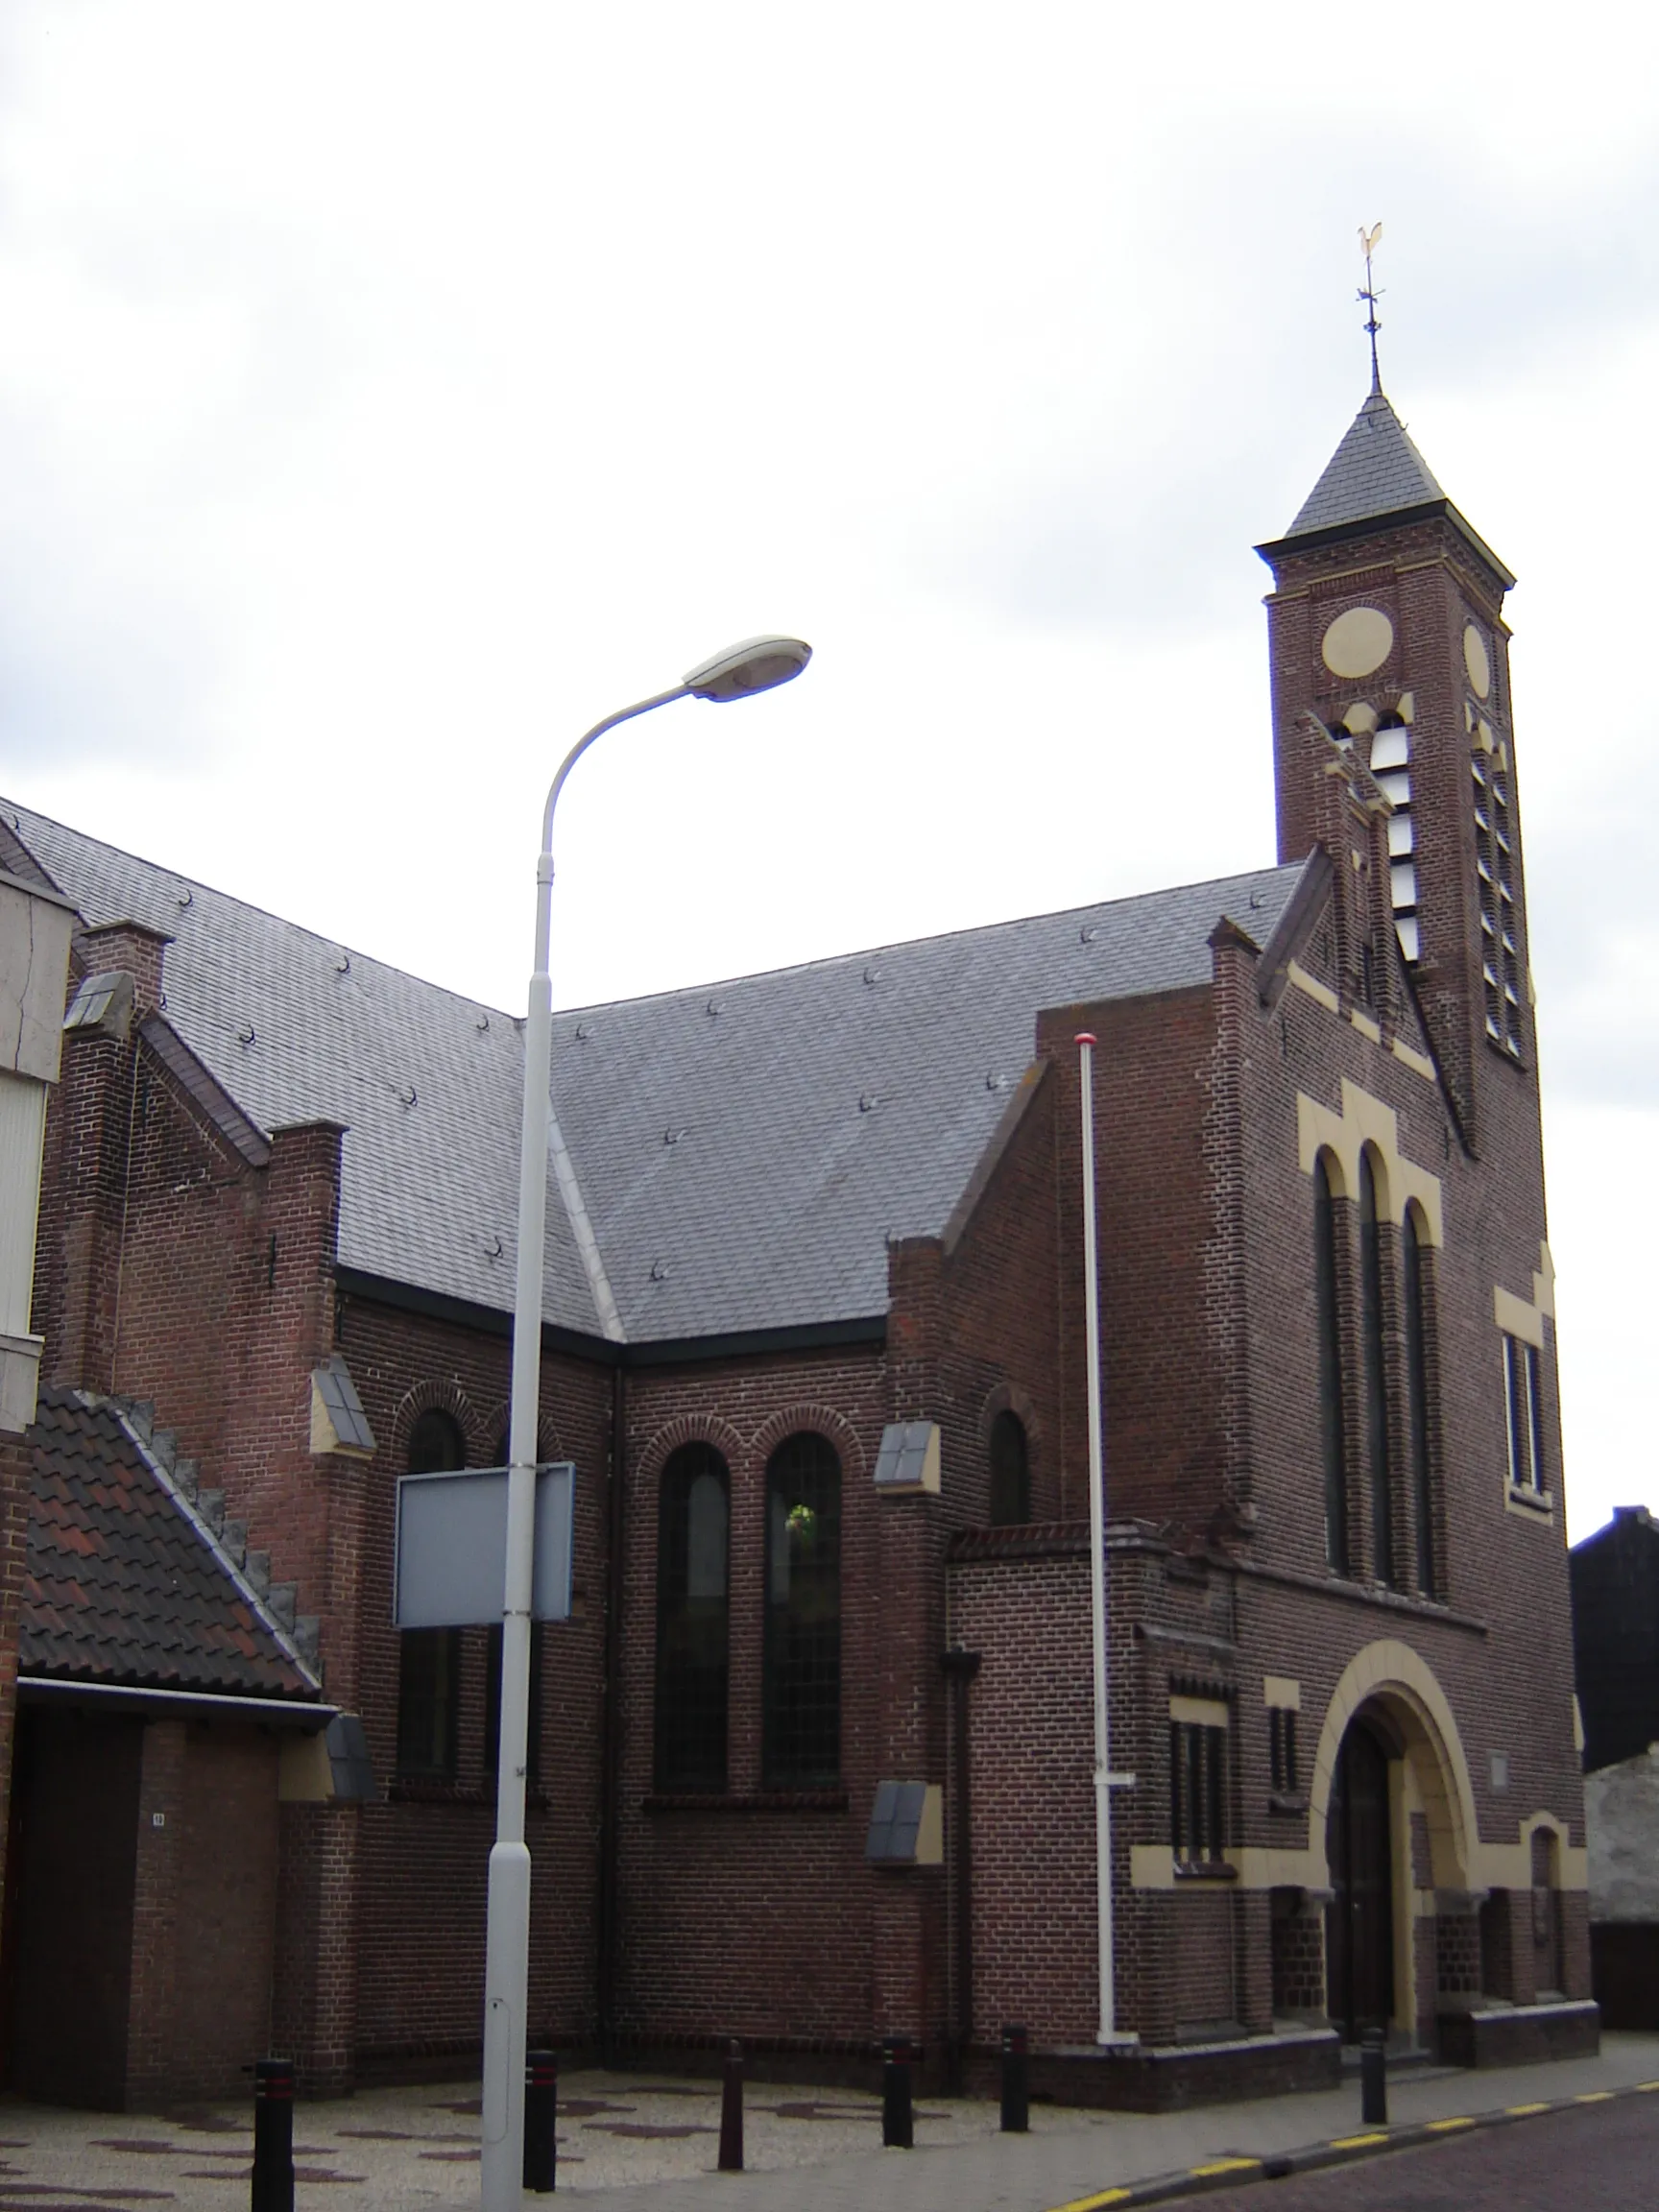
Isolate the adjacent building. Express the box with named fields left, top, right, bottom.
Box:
left=0, top=371, right=1595, bottom=2107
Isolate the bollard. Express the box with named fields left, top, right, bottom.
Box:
left=718, top=2037, right=744, bottom=2172
left=1360, top=2028, right=1387, bottom=2127
left=999, top=2023, right=1029, bottom=2134
left=523, top=2048, right=558, bottom=2193
left=881, top=2036, right=914, bottom=2150
left=251, top=2057, right=295, bottom=2212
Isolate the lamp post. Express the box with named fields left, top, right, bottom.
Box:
left=480, top=636, right=811, bottom=2211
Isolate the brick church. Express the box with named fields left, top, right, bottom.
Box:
left=0, top=367, right=1595, bottom=2108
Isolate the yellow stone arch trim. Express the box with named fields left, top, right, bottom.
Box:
left=1220, top=1638, right=1479, bottom=1894
left=1305, top=1639, right=1479, bottom=1887
left=1298, top=1078, right=1444, bottom=1247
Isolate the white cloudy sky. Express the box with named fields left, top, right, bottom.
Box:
left=2, top=4, right=1654, bottom=1538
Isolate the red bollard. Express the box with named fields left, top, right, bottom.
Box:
left=718, top=2037, right=744, bottom=2172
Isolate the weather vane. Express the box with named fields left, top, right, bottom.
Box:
left=1358, top=222, right=1383, bottom=394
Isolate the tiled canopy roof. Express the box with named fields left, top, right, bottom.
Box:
left=22, top=1387, right=318, bottom=1699
left=1285, top=387, right=1446, bottom=539
left=8, top=802, right=1310, bottom=1344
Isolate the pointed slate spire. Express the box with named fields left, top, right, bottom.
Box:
left=1284, top=386, right=1446, bottom=539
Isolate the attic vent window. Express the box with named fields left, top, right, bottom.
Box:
left=62, top=971, right=134, bottom=1039
left=873, top=1421, right=940, bottom=1496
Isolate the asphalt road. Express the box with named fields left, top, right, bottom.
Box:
left=1163, top=2093, right=1659, bottom=2210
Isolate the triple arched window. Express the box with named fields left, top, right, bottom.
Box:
left=1311, top=1149, right=1440, bottom=1596
left=652, top=1431, right=843, bottom=1793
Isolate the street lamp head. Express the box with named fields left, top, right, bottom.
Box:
left=683, top=636, right=812, bottom=704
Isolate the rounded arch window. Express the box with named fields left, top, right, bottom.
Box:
left=654, top=1443, right=731, bottom=1791
left=988, top=1409, right=1031, bottom=1527
left=763, top=1432, right=841, bottom=1789
left=397, top=1407, right=467, bottom=1780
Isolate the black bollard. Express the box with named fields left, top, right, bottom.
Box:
left=1000, top=2023, right=1029, bottom=2133
left=523, top=2048, right=558, bottom=2193
left=251, top=2057, right=295, bottom=2212
left=1360, top=2028, right=1387, bottom=2127
left=881, top=2036, right=914, bottom=2150
left=718, top=2037, right=744, bottom=2172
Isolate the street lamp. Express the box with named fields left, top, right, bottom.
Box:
left=481, top=635, right=811, bottom=2210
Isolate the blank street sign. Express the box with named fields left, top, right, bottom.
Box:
left=394, top=1464, right=574, bottom=1628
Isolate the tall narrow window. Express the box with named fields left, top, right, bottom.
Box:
left=1314, top=1153, right=1349, bottom=1575
left=1359, top=1151, right=1393, bottom=1586
left=654, top=1443, right=731, bottom=1791
left=1503, top=1334, right=1547, bottom=1496
left=988, top=1409, right=1030, bottom=1527
left=1402, top=1207, right=1435, bottom=1595
left=397, top=1408, right=466, bottom=1780
left=763, top=1433, right=841, bottom=1789
left=1170, top=1718, right=1228, bottom=1864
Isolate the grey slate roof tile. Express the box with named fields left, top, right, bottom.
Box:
left=1286, top=387, right=1445, bottom=538
left=10, top=800, right=1309, bottom=1344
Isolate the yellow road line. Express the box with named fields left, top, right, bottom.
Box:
left=1505, top=2102, right=1551, bottom=2116
left=1048, top=2192, right=1135, bottom=2211
left=1189, top=2158, right=1262, bottom=2177
left=1330, top=2131, right=1389, bottom=2149
left=1638, top=2080, right=1659, bottom=2093
left=1425, top=2116, right=1476, bottom=2132
left=1575, top=2091, right=1615, bottom=2104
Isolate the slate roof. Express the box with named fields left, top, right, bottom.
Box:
left=23, top=1386, right=319, bottom=1698
left=1285, top=387, right=1446, bottom=539
left=8, top=800, right=1310, bottom=1343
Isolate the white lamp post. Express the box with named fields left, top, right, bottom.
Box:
left=481, top=636, right=811, bottom=2211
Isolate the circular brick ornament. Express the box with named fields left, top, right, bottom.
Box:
left=1321, top=605, right=1394, bottom=679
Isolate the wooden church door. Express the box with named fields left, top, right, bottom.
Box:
left=1326, top=1719, right=1395, bottom=2040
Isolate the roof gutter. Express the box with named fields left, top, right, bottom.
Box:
left=332, top=1265, right=886, bottom=1368
left=17, top=1675, right=334, bottom=1731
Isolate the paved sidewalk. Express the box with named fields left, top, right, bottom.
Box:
left=2, top=2034, right=1655, bottom=2211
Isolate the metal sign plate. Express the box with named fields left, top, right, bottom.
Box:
left=394, top=1463, right=575, bottom=1627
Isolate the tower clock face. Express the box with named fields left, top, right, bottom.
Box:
left=1321, top=606, right=1393, bottom=681
left=1463, top=622, right=1491, bottom=699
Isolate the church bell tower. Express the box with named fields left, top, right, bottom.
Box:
left=1256, top=334, right=1531, bottom=1149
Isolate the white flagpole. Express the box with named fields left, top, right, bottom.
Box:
left=1075, top=1031, right=1134, bottom=2045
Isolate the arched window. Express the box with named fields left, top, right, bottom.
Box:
left=1402, top=1205, right=1436, bottom=1597
left=988, top=1409, right=1030, bottom=1527
left=654, top=1443, right=731, bottom=1791
left=1358, top=1150, right=1394, bottom=1587
left=397, top=1409, right=466, bottom=1780
left=763, top=1433, right=841, bottom=1789
left=1313, top=1153, right=1349, bottom=1575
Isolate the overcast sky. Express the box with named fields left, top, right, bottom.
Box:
left=2, top=3, right=1654, bottom=1539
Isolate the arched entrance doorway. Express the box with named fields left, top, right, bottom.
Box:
left=1326, top=1715, right=1394, bottom=2041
